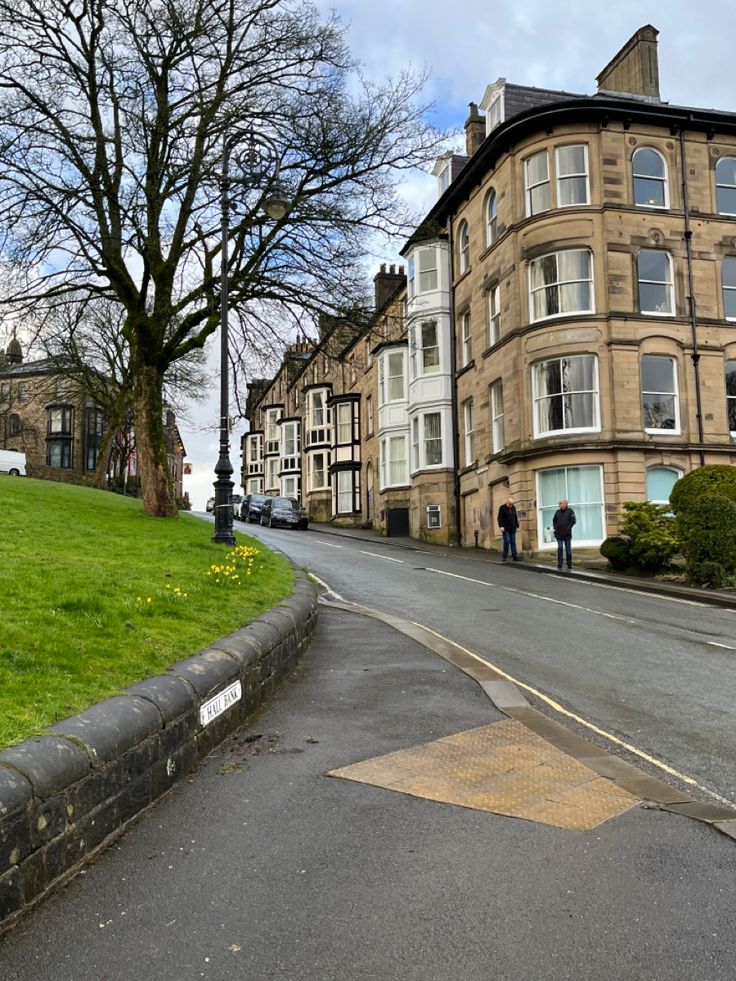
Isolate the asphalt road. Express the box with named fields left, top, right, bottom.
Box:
left=2, top=607, right=734, bottom=981
left=236, top=519, right=736, bottom=806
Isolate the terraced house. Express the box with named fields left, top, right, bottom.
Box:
left=243, top=25, right=736, bottom=553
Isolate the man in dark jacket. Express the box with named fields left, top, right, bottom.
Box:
left=553, top=499, right=576, bottom=569
left=497, top=497, right=521, bottom=561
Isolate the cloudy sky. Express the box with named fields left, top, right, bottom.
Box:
left=183, top=0, right=734, bottom=509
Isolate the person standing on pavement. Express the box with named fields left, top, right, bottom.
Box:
left=553, top=499, right=576, bottom=569
left=497, top=497, right=521, bottom=562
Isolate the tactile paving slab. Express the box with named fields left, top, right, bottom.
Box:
left=329, top=719, right=640, bottom=831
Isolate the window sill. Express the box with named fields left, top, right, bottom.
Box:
left=533, top=427, right=601, bottom=439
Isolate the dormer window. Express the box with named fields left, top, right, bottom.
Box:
left=488, top=95, right=504, bottom=131
left=438, top=166, right=450, bottom=194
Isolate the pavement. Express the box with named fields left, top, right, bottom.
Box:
left=1, top=604, right=735, bottom=981
left=305, top=520, right=736, bottom=609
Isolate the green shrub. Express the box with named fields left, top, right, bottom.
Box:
left=670, top=465, right=736, bottom=515
left=677, top=493, right=736, bottom=583
left=620, top=501, right=679, bottom=572
left=600, top=535, right=632, bottom=571
left=687, top=560, right=726, bottom=589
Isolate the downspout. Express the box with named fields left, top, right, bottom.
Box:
left=446, top=216, right=463, bottom=547
left=679, top=127, right=706, bottom=466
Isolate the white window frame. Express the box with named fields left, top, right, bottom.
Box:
left=336, top=470, right=353, bottom=513
left=716, top=157, right=736, bottom=216
left=555, top=144, right=590, bottom=207
left=309, top=451, right=328, bottom=490
left=463, top=399, right=474, bottom=467
left=423, top=412, right=443, bottom=467
left=633, top=147, right=669, bottom=209
left=417, top=248, right=438, bottom=293
left=336, top=402, right=352, bottom=444
left=532, top=355, right=600, bottom=437
left=485, top=189, right=498, bottom=247
left=385, top=350, right=405, bottom=402
left=309, top=390, right=324, bottom=428
left=529, top=249, right=594, bottom=323
left=419, top=320, right=440, bottom=375
left=411, top=417, right=420, bottom=472
left=488, top=95, right=504, bottom=131
left=722, top=257, right=736, bottom=321
left=265, top=457, right=279, bottom=492
left=525, top=150, right=550, bottom=216
left=536, top=465, right=606, bottom=548
left=408, top=255, right=416, bottom=298
left=641, top=355, right=680, bottom=435
left=646, top=466, right=683, bottom=505
left=381, top=435, right=407, bottom=488
left=264, top=409, right=280, bottom=443
left=459, top=221, right=470, bottom=273
left=638, top=250, right=674, bottom=316
left=281, top=420, right=299, bottom=456
left=366, top=394, right=373, bottom=436
left=491, top=381, right=504, bottom=453
left=488, top=284, right=501, bottom=345
left=282, top=475, right=298, bottom=499
left=461, top=310, right=472, bottom=367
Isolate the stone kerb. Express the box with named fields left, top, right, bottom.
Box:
left=0, top=568, right=318, bottom=933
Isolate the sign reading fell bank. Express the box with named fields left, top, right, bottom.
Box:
left=199, top=680, right=242, bottom=727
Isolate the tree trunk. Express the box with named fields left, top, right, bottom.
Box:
left=133, top=363, right=177, bottom=517
left=94, top=425, right=117, bottom=489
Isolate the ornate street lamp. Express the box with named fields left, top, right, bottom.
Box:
left=212, top=129, right=289, bottom=545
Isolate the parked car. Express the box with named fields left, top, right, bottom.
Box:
left=241, top=492, right=272, bottom=523
left=0, top=449, right=27, bottom=476
left=205, top=496, right=215, bottom=513
left=259, top=497, right=309, bottom=530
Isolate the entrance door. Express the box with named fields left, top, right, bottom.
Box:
left=387, top=507, right=410, bottom=537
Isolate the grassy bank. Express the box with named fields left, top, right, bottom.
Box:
left=0, top=478, right=294, bottom=748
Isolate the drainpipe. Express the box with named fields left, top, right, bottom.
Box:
left=447, top=216, right=463, bottom=547
left=679, top=127, right=706, bottom=466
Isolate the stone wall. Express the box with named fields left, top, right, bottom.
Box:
left=0, top=570, right=318, bottom=934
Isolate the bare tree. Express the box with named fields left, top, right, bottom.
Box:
left=0, top=0, right=443, bottom=516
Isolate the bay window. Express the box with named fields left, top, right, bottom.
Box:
left=336, top=471, right=353, bottom=513
left=529, top=249, right=593, bottom=322
left=336, top=403, right=352, bottom=444
left=716, top=157, right=736, bottom=216
left=381, top=435, right=407, bottom=487
left=633, top=147, right=668, bottom=208
left=722, top=257, right=736, bottom=320
left=420, top=321, right=440, bottom=374
left=537, top=465, right=605, bottom=546
left=641, top=355, right=679, bottom=433
left=532, top=355, right=599, bottom=436
left=638, top=250, right=674, bottom=315
left=556, top=144, right=589, bottom=206
left=424, top=413, right=442, bottom=466
left=525, top=150, right=550, bottom=216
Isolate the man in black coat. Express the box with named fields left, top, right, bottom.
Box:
left=497, top=497, right=521, bottom=561
left=553, top=499, right=576, bottom=569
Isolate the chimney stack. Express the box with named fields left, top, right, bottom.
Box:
left=373, top=263, right=407, bottom=312
left=596, top=25, right=660, bottom=101
left=464, top=102, right=485, bottom=156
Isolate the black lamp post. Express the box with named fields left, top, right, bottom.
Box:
left=212, top=129, right=289, bottom=545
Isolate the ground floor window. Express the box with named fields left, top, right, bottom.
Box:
left=646, top=466, right=681, bottom=504
left=380, top=435, right=407, bottom=488
left=537, top=464, right=604, bottom=546
left=281, top=475, right=299, bottom=499
left=336, top=470, right=353, bottom=513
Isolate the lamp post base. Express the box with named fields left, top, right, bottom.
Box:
left=212, top=457, right=236, bottom=546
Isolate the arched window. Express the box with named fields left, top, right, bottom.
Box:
left=485, top=190, right=498, bottom=247
left=716, top=157, right=736, bottom=216
left=458, top=221, right=470, bottom=273
left=646, top=466, right=682, bottom=504
left=633, top=147, right=668, bottom=208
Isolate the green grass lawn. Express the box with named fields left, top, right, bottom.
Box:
left=0, top=477, right=294, bottom=748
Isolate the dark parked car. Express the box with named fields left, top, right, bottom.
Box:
left=259, top=497, right=309, bottom=530
left=241, top=492, right=272, bottom=523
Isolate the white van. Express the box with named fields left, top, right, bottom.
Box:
left=0, top=449, right=27, bottom=476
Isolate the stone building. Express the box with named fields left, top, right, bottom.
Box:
left=243, top=25, right=736, bottom=552
left=0, top=340, right=107, bottom=485
left=0, top=340, right=187, bottom=498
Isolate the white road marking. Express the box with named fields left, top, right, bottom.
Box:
left=566, top=575, right=736, bottom=611
left=415, top=621, right=736, bottom=809
left=425, top=567, right=636, bottom=624
left=313, top=540, right=343, bottom=549
left=359, top=550, right=404, bottom=563
left=707, top=641, right=736, bottom=651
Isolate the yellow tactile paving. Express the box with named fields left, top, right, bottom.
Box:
left=328, top=719, right=640, bottom=831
